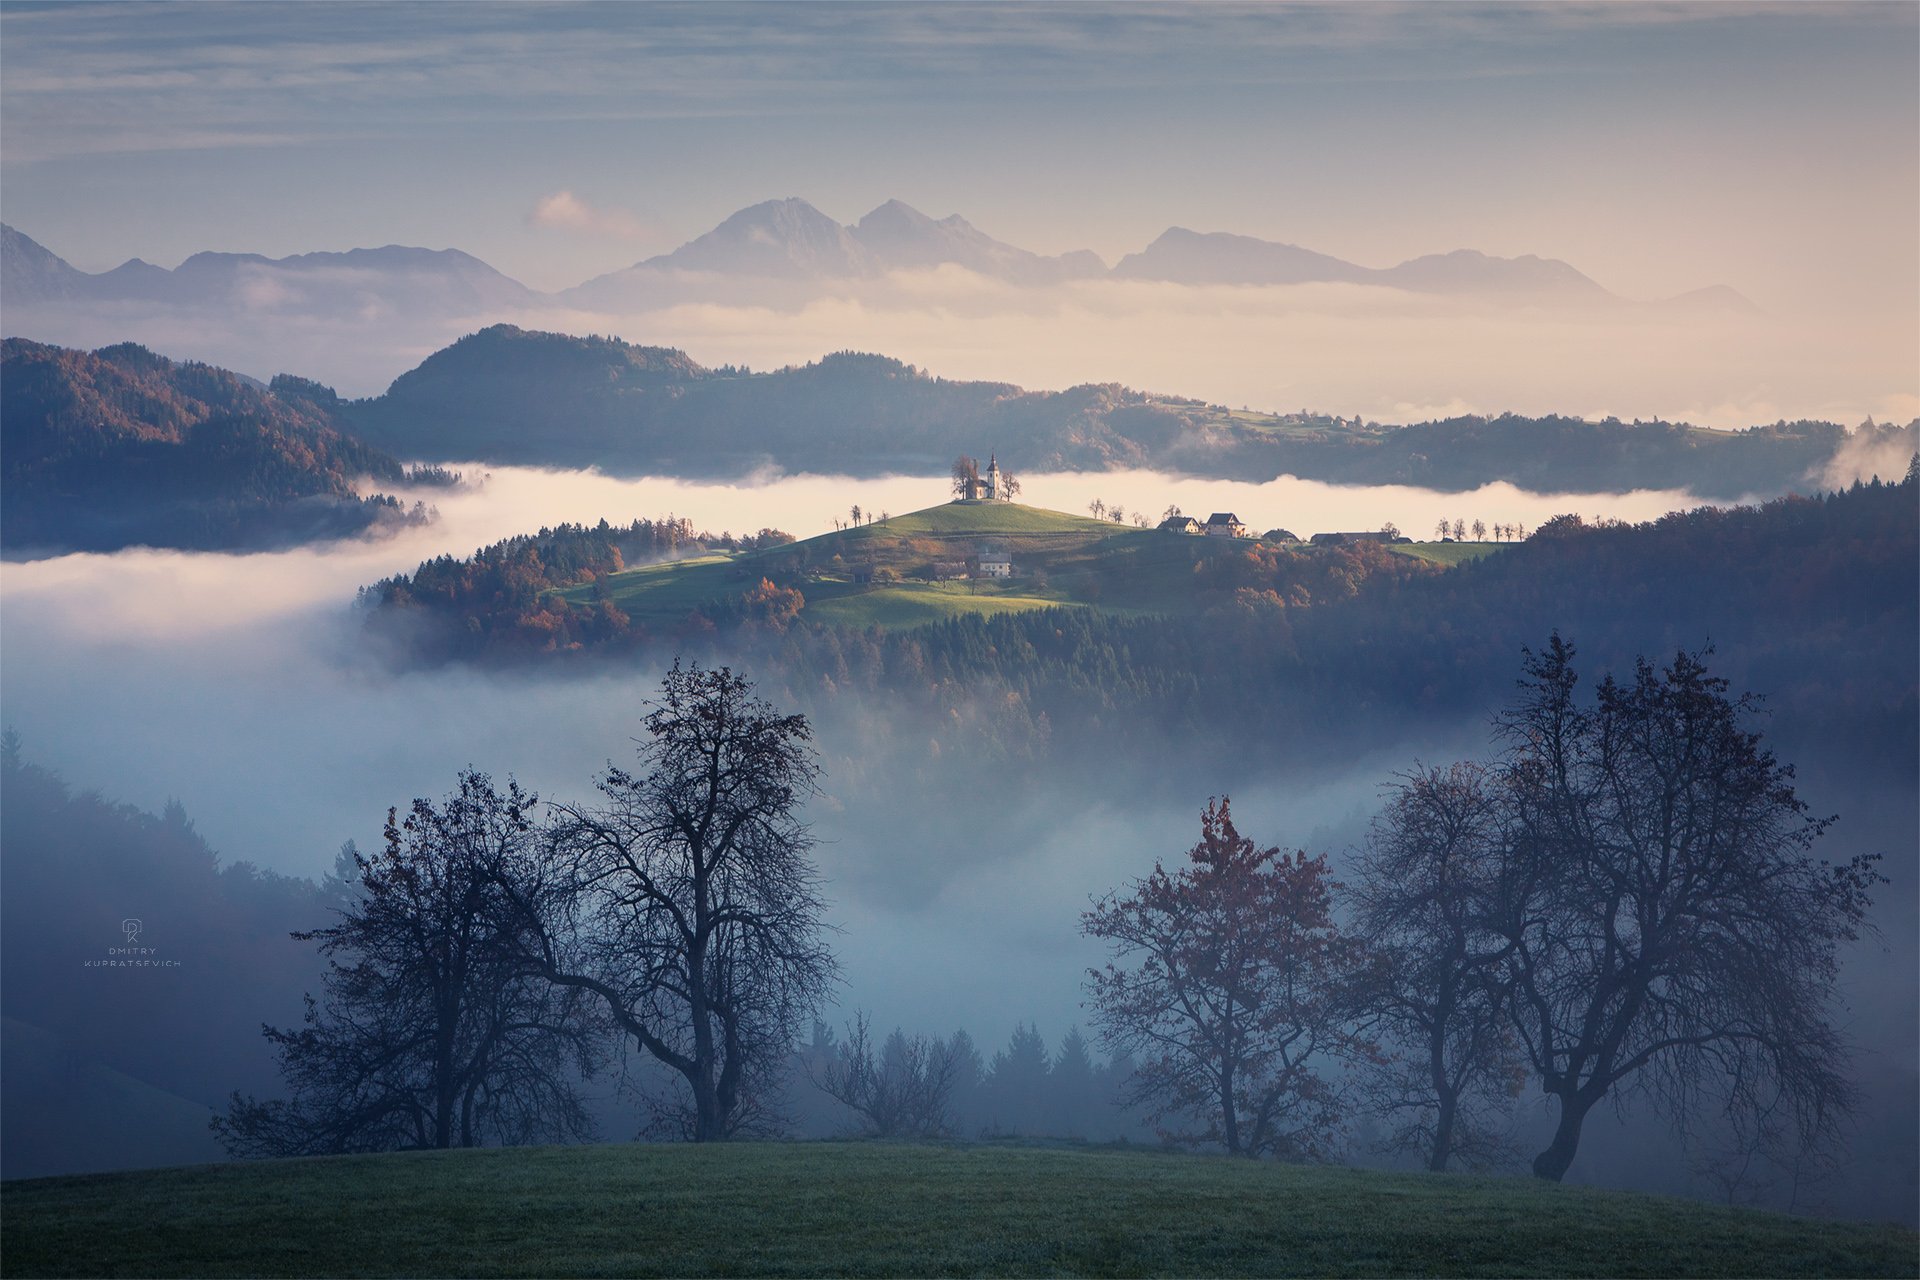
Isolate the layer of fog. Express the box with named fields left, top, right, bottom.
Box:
left=3, top=464, right=1911, bottom=1218
left=0, top=465, right=1722, bottom=1028
left=7, top=268, right=1915, bottom=430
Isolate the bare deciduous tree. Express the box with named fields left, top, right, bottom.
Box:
left=1491, top=636, right=1880, bottom=1181
left=512, top=663, right=837, bottom=1142
left=215, top=772, right=602, bottom=1157
left=951, top=456, right=981, bottom=500
left=811, top=1012, right=962, bottom=1137
left=1352, top=762, right=1523, bottom=1171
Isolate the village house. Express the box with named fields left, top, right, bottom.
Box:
left=1157, top=515, right=1202, bottom=534
left=1204, top=512, right=1249, bottom=538
left=975, top=543, right=1014, bottom=578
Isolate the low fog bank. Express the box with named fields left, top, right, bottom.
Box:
left=2, top=465, right=1912, bottom=1220
left=0, top=462, right=1727, bottom=864
left=7, top=270, right=1914, bottom=430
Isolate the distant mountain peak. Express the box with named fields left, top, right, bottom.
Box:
left=863, top=197, right=930, bottom=220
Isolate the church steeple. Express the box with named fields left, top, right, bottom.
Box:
left=984, top=452, right=1001, bottom=501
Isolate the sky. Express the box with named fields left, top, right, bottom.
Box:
left=3, top=1, right=1915, bottom=313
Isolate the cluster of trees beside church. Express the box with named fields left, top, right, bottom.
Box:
left=196, top=644, right=1878, bottom=1202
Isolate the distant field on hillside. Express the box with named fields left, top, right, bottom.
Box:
left=561, top=502, right=1500, bottom=633
left=1393, top=540, right=1505, bottom=566
left=4, top=1141, right=1913, bottom=1278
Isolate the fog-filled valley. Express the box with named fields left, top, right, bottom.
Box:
left=5, top=6, right=1918, bottom=1270
left=4, top=462, right=1914, bottom=1225
left=0, top=463, right=1818, bottom=863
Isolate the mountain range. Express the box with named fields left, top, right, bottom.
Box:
left=2, top=200, right=1752, bottom=314
left=1, top=223, right=535, bottom=317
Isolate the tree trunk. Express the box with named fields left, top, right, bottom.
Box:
left=1428, top=1087, right=1458, bottom=1172
left=1219, top=1064, right=1241, bottom=1155
left=691, top=1072, right=725, bottom=1142
left=1427, top=1006, right=1458, bottom=1172
left=1531, top=1090, right=1597, bottom=1181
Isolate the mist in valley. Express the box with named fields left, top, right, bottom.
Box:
left=9, top=272, right=1916, bottom=433
left=3, top=464, right=1913, bottom=1222
left=0, top=463, right=1740, bottom=865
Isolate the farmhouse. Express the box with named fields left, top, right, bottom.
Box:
left=975, top=543, right=1014, bottom=578
left=1204, top=513, right=1249, bottom=538
left=1157, top=515, right=1202, bottom=534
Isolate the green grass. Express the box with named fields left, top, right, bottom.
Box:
left=558, top=504, right=1502, bottom=635
left=864, top=502, right=1120, bottom=537
left=3, top=1141, right=1912, bottom=1278
left=802, top=581, right=1072, bottom=629
left=1392, top=541, right=1505, bottom=567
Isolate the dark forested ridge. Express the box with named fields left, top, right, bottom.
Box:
left=0, top=338, right=442, bottom=555
left=338, top=325, right=1910, bottom=497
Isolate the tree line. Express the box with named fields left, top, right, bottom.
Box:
left=336, top=324, right=1903, bottom=499
left=357, top=518, right=795, bottom=660
left=210, top=641, right=1880, bottom=1196
left=1081, top=637, right=1878, bottom=1191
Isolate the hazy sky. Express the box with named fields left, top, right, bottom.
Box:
left=3, top=1, right=1915, bottom=312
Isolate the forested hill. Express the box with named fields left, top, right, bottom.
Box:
left=758, top=475, right=1919, bottom=780
left=336, top=324, right=1908, bottom=498
left=0, top=339, right=444, bottom=555
left=360, top=474, right=1918, bottom=792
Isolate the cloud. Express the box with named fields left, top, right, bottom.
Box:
left=528, top=190, right=649, bottom=242
left=1818, top=419, right=1920, bottom=489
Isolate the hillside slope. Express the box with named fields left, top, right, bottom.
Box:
left=0, top=338, right=438, bottom=555
left=335, top=325, right=1897, bottom=498
left=5, top=1141, right=1913, bottom=1278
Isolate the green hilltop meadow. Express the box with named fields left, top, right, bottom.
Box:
left=4, top=1141, right=1914, bottom=1278
left=558, top=500, right=1495, bottom=634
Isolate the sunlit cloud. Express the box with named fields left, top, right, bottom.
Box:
left=528, top=190, right=650, bottom=241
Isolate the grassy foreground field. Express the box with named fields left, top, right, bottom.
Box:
left=4, top=1141, right=1915, bottom=1278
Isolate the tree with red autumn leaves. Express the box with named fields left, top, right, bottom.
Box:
left=1082, top=798, right=1373, bottom=1159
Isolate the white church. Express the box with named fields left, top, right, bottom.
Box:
left=958, top=453, right=1012, bottom=502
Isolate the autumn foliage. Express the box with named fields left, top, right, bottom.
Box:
left=1082, top=798, right=1372, bottom=1158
